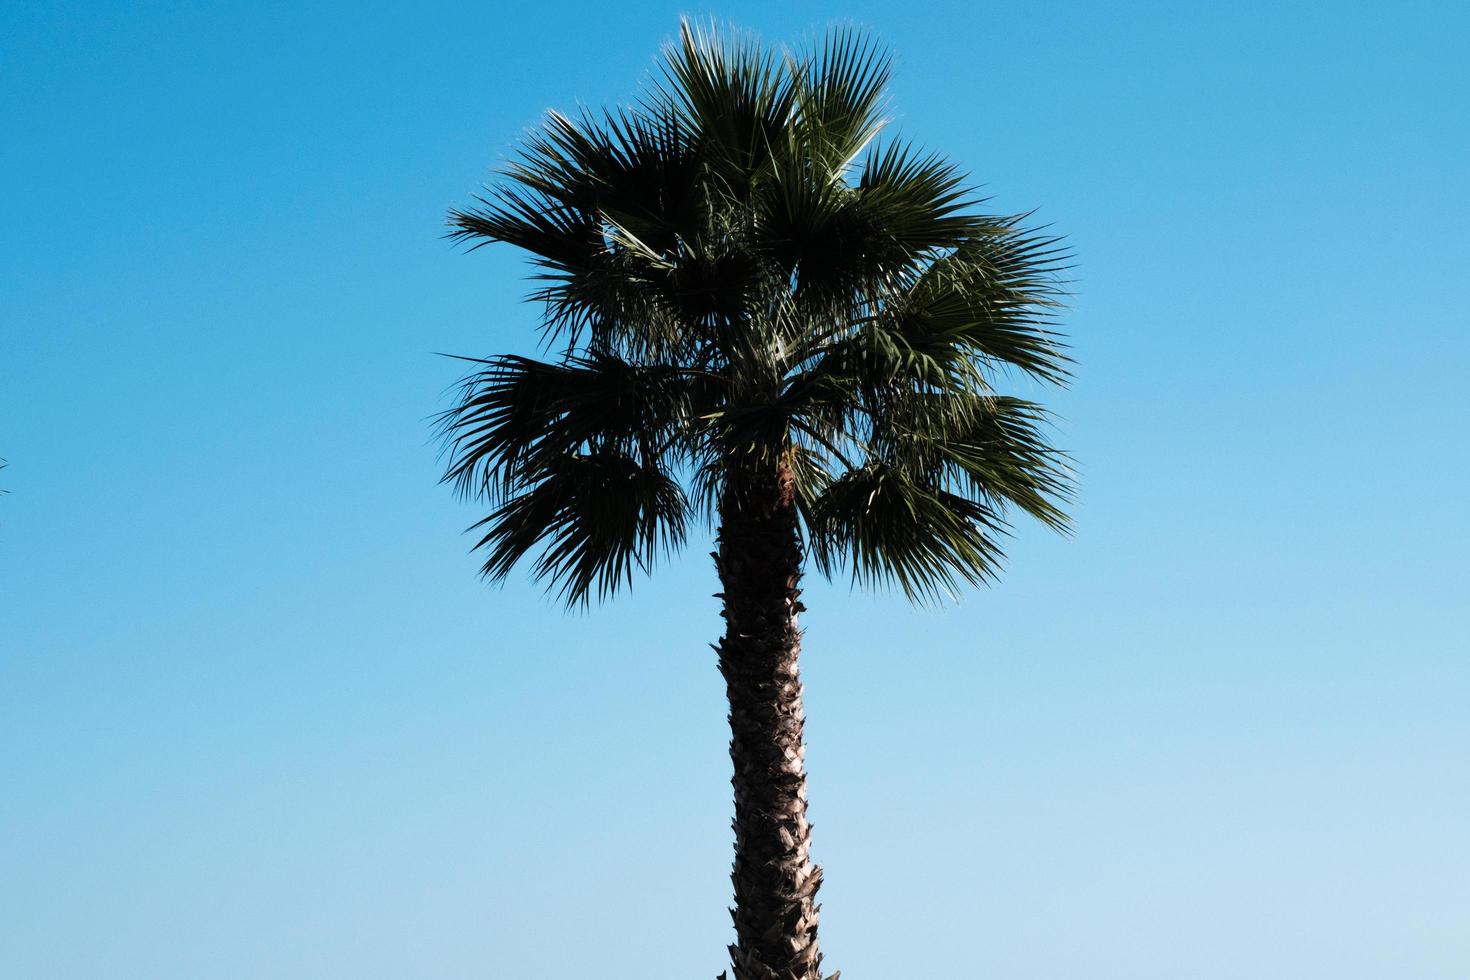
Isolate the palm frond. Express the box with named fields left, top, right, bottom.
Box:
left=856, top=139, right=982, bottom=258
left=437, top=353, right=701, bottom=503
left=791, top=26, right=891, bottom=177
left=889, top=393, right=1074, bottom=533
left=808, top=462, right=1008, bottom=602
left=900, top=219, right=1073, bottom=384
left=656, top=20, right=798, bottom=195
left=469, top=450, right=688, bottom=605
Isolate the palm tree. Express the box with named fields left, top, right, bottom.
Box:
left=438, top=21, right=1071, bottom=980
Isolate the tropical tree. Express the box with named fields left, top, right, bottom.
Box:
left=438, top=21, right=1071, bottom=980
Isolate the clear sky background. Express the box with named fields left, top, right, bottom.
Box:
left=2, top=2, right=1467, bottom=978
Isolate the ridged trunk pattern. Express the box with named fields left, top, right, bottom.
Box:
left=715, top=463, right=827, bottom=980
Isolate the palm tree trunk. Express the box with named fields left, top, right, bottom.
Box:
left=715, top=462, right=825, bottom=980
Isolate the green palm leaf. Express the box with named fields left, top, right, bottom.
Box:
left=469, top=450, right=688, bottom=605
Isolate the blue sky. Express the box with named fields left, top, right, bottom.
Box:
left=2, top=1, right=1467, bottom=977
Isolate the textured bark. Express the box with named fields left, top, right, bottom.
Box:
left=714, top=462, right=827, bottom=980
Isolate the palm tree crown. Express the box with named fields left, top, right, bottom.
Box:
left=439, top=21, right=1072, bottom=605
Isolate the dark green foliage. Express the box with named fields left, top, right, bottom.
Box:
left=439, top=20, right=1073, bottom=605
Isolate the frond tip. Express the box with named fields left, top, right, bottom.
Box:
left=807, top=462, right=1008, bottom=602
left=469, top=451, right=688, bottom=606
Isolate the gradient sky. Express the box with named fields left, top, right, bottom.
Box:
left=3, top=2, right=1467, bottom=978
